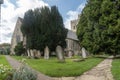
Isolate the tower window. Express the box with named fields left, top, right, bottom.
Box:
left=73, top=26, right=76, bottom=30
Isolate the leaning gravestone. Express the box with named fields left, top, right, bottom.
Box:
left=56, top=45, right=65, bottom=62
left=44, top=46, right=49, bottom=59
left=27, top=50, right=30, bottom=57
left=81, top=47, right=87, bottom=59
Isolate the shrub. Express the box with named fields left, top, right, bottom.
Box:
left=5, top=59, right=37, bottom=80
left=14, top=41, right=26, bottom=56
left=0, top=64, right=12, bottom=80
left=12, top=66, right=37, bottom=80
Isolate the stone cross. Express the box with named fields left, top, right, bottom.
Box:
left=44, top=46, right=49, bottom=59
left=56, top=45, right=65, bottom=62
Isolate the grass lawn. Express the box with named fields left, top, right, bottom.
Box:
left=0, top=55, right=11, bottom=80
left=112, top=59, right=120, bottom=80
left=0, top=55, right=10, bottom=66
left=13, top=56, right=103, bottom=77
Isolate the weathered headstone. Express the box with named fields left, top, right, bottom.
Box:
left=81, top=47, right=87, bottom=58
left=37, top=50, right=41, bottom=58
left=68, top=50, right=73, bottom=58
left=33, top=49, right=37, bottom=58
left=27, top=50, right=30, bottom=57
left=56, top=45, right=65, bottom=62
left=30, top=49, right=34, bottom=57
left=44, top=46, right=49, bottom=59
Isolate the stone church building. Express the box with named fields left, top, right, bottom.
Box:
left=65, top=14, right=80, bottom=55
left=11, top=15, right=80, bottom=56
left=11, top=17, right=23, bottom=54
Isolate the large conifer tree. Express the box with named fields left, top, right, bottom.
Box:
left=77, top=0, right=120, bottom=55
left=21, top=6, right=67, bottom=52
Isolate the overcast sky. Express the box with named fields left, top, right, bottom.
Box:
left=0, top=0, right=86, bottom=44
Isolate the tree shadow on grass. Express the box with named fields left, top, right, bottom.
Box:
left=93, top=55, right=109, bottom=59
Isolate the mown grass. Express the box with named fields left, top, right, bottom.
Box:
left=0, top=55, right=10, bottom=65
left=13, top=56, right=103, bottom=77
left=14, top=56, right=103, bottom=77
left=112, top=59, right=120, bottom=80
left=0, top=55, right=11, bottom=80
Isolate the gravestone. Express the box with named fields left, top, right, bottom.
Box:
left=68, top=50, right=73, bottom=58
left=33, top=49, right=37, bottom=58
left=81, top=47, right=87, bottom=59
left=37, top=50, right=41, bottom=58
left=56, top=45, right=65, bottom=62
left=44, top=46, right=49, bottom=59
left=27, top=50, right=30, bottom=57
left=30, top=49, right=34, bottom=57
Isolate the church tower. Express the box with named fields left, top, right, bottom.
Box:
left=71, top=14, right=80, bottom=32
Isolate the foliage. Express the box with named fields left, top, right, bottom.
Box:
left=0, top=55, right=12, bottom=80
left=14, top=41, right=25, bottom=56
left=0, top=43, right=10, bottom=48
left=112, top=58, right=120, bottom=80
left=0, top=64, right=12, bottom=80
left=13, top=56, right=103, bottom=77
left=21, top=6, right=67, bottom=52
left=77, top=0, right=120, bottom=55
left=12, top=66, right=37, bottom=80
left=0, top=43, right=10, bottom=55
left=5, top=58, right=37, bottom=80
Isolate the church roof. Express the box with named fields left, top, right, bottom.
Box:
left=67, top=30, right=78, bottom=41
left=18, top=17, right=23, bottom=22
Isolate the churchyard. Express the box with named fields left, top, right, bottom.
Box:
left=0, top=54, right=120, bottom=80
left=0, top=0, right=119, bottom=80
left=12, top=56, right=103, bottom=77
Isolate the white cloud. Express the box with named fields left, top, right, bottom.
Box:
left=64, top=3, right=85, bottom=30
left=0, top=0, right=49, bottom=44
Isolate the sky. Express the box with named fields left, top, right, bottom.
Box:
left=0, top=0, right=86, bottom=44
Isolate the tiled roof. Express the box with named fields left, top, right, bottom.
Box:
left=67, top=30, right=78, bottom=41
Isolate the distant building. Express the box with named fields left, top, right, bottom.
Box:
left=11, top=15, right=80, bottom=56
left=71, top=14, right=80, bottom=32
left=0, top=43, right=10, bottom=55
left=65, top=14, right=80, bottom=55
left=11, top=17, right=23, bottom=54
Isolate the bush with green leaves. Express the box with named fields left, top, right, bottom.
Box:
left=12, top=66, right=37, bottom=80
left=5, top=58, right=37, bottom=80
left=21, top=6, right=68, bottom=52
left=14, top=41, right=26, bottom=56
left=77, top=0, right=120, bottom=55
left=0, top=64, right=12, bottom=80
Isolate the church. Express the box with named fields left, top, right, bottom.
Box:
left=11, top=15, right=80, bottom=56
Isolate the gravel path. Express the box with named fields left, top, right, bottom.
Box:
left=53, top=56, right=114, bottom=80
left=5, top=55, right=53, bottom=80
